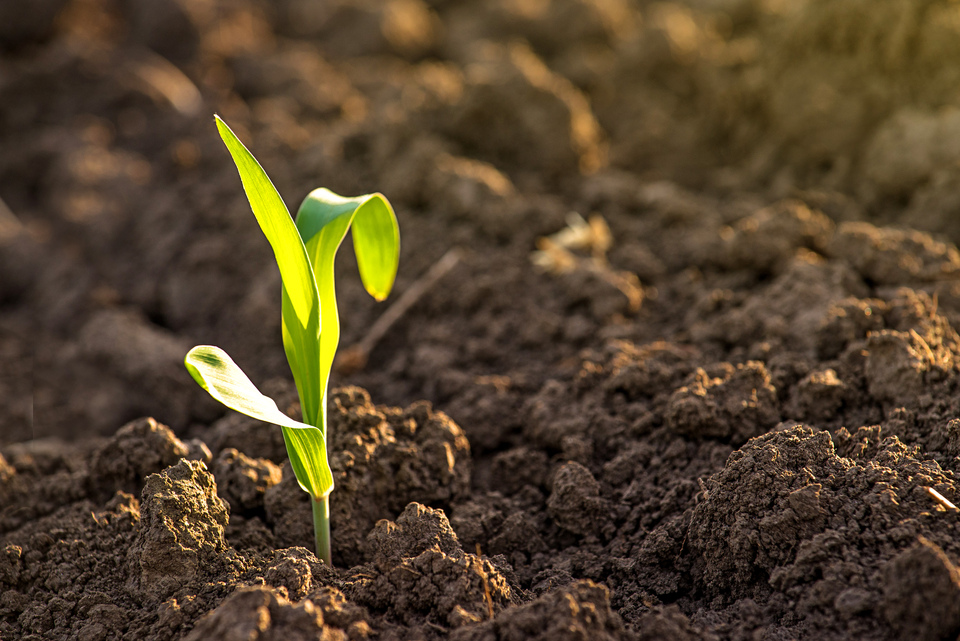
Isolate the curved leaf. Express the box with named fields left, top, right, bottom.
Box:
left=296, top=189, right=400, bottom=301
left=185, top=345, right=333, bottom=497
left=351, top=194, right=401, bottom=301
left=284, top=188, right=400, bottom=426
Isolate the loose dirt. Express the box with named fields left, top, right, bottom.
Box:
left=3, top=0, right=960, bottom=639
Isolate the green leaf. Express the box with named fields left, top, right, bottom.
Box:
left=214, top=116, right=318, bottom=330
left=351, top=194, right=401, bottom=301
left=185, top=345, right=334, bottom=497
left=286, top=188, right=400, bottom=422
left=215, top=115, right=325, bottom=431
left=295, top=189, right=400, bottom=300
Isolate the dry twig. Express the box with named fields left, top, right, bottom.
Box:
left=927, top=487, right=958, bottom=512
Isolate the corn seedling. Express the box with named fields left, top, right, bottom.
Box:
left=185, top=116, right=399, bottom=565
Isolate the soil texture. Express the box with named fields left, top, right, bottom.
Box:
left=4, top=0, right=960, bottom=639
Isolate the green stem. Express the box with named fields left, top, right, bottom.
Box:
left=312, top=494, right=332, bottom=566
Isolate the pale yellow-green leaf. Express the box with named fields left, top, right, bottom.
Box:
left=185, top=345, right=333, bottom=497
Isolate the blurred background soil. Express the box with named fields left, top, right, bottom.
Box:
left=3, top=0, right=960, bottom=639
left=3, top=0, right=959, bottom=445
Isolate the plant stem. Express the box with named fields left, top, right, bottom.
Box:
left=312, top=494, right=332, bottom=566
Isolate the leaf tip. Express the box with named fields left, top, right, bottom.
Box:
left=214, top=114, right=232, bottom=138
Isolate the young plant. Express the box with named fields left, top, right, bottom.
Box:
left=184, top=116, right=399, bottom=565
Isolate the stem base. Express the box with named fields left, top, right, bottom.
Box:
left=312, top=495, right=332, bottom=566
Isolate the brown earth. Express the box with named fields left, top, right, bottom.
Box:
left=3, top=0, right=960, bottom=639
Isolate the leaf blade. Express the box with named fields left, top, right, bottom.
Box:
left=351, top=194, right=400, bottom=301
left=185, top=345, right=333, bottom=497
left=292, top=189, right=400, bottom=408
left=214, top=116, right=319, bottom=331
left=296, top=189, right=400, bottom=301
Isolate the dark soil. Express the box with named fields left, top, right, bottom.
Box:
left=4, top=0, right=960, bottom=639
